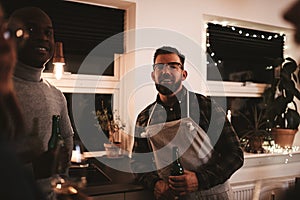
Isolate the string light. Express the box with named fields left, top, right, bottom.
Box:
left=205, top=22, right=286, bottom=72
left=205, top=22, right=286, bottom=56
left=206, top=22, right=285, bottom=42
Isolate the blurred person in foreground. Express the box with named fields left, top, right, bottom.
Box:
left=284, top=0, right=300, bottom=45
left=283, top=1, right=300, bottom=199
left=131, top=46, right=244, bottom=200
left=0, top=3, right=44, bottom=199
left=7, top=6, right=74, bottom=200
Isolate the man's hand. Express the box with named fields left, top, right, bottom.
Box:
left=154, top=180, right=178, bottom=200
left=168, top=169, right=198, bottom=196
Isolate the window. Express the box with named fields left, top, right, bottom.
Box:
left=206, top=23, right=284, bottom=84
left=3, top=0, right=125, bottom=76
left=211, top=96, right=265, bottom=139
left=64, top=93, right=114, bottom=151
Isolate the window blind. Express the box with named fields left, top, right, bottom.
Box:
left=3, top=0, right=125, bottom=75
left=206, top=23, right=284, bottom=83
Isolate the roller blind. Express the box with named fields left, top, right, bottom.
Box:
left=3, top=0, right=125, bottom=75
left=206, top=23, right=284, bottom=83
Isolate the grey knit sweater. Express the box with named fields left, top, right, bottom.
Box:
left=13, top=62, right=74, bottom=199
left=13, top=62, right=74, bottom=153
left=13, top=61, right=74, bottom=173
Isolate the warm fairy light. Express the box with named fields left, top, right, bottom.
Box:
left=205, top=22, right=288, bottom=63
left=56, top=183, right=62, bottom=189
left=68, top=186, right=78, bottom=194
left=262, top=144, right=299, bottom=155
left=220, top=21, right=228, bottom=27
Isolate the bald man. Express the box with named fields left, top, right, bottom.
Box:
left=8, top=7, right=74, bottom=200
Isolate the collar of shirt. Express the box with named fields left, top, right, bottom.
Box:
left=150, top=87, right=188, bottom=125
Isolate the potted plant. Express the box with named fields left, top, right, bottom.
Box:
left=262, top=57, right=300, bottom=147
left=238, top=105, right=269, bottom=153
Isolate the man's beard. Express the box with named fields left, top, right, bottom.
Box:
left=155, top=81, right=181, bottom=95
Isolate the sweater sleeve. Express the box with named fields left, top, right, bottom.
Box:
left=59, top=92, right=74, bottom=167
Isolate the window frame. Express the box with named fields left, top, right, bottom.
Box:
left=203, top=14, right=294, bottom=97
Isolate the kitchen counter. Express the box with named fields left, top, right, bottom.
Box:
left=72, top=150, right=300, bottom=199
left=70, top=152, right=154, bottom=199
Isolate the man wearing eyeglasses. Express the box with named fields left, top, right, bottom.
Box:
left=131, top=46, right=244, bottom=200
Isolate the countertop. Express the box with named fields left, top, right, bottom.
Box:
left=74, top=150, right=300, bottom=197
left=71, top=151, right=150, bottom=197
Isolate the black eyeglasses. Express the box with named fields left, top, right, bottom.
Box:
left=153, top=62, right=183, bottom=71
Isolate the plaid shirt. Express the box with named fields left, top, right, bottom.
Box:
left=131, top=87, right=244, bottom=190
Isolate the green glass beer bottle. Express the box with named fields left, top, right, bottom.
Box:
left=48, top=115, right=61, bottom=150
left=170, top=146, right=184, bottom=176
left=48, top=115, right=65, bottom=174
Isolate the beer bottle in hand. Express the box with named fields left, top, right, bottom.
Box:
left=170, top=146, right=184, bottom=176
left=49, top=115, right=65, bottom=175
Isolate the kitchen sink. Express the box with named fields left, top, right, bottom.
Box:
left=69, top=162, right=111, bottom=186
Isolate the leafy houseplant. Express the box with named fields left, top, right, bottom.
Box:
left=262, top=57, right=300, bottom=147
left=94, top=100, right=126, bottom=143
left=238, top=105, right=269, bottom=153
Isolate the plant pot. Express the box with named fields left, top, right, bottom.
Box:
left=271, top=128, right=298, bottom=147
left=245, top=136, right=265, bottom=153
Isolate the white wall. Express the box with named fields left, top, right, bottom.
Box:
left=75, top=0, right=300, bottom=144
left=123, top=0, right=299, bottom=130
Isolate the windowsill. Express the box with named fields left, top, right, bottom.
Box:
left=206, top=81, right=268, bottom=97
left=243, top=150, right=300, bottom=167
left=42, top=72, right=119, bottom=93
left=230, top=149, right=300, bottom=184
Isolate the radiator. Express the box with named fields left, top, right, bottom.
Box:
left=232, top=179, right=294, bottom=200
left=232, top=183, right=255, bottom=200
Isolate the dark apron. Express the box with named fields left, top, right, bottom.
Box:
left=144, top=102, right=234, bottom=200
